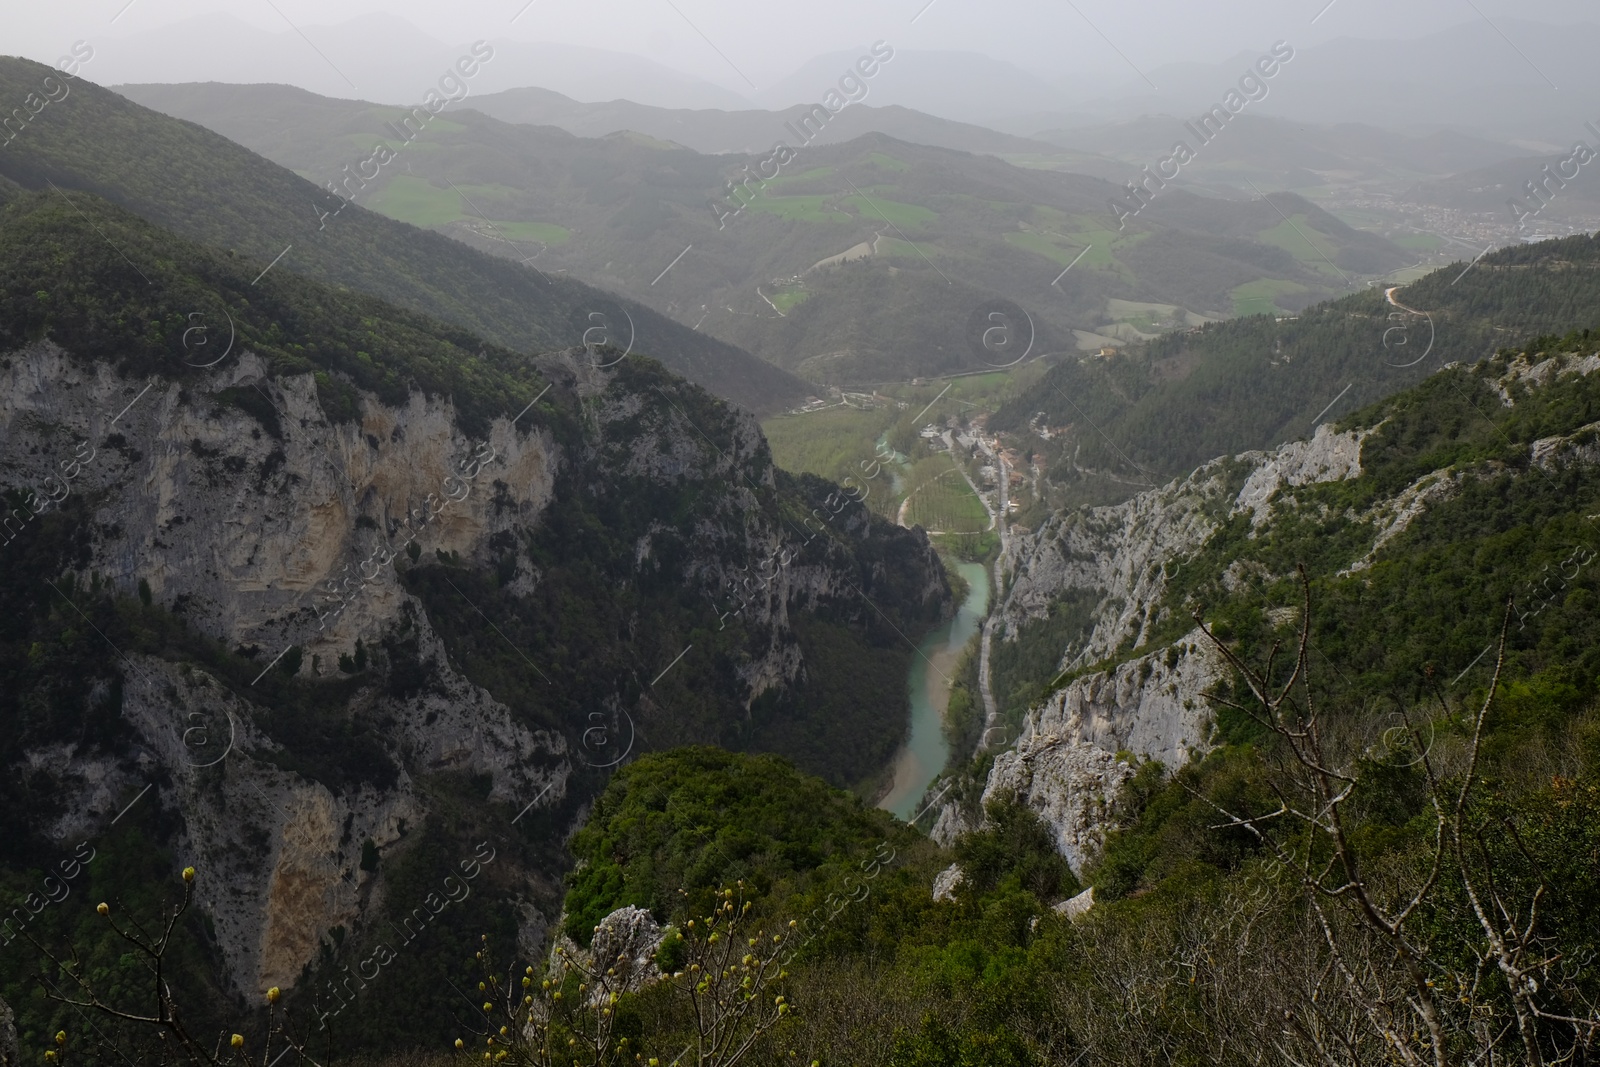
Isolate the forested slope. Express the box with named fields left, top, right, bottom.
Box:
left=513, top=337, right=1600, bottom=1066
left=993, top=235, right=1600, bottom=502
left=0, top=189, right=947, bottom=1057
left=0, top=57, right=808, bottom=414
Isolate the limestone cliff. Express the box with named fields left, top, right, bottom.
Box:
left=938, top=351, right=1600, bottom=868
left=0, top=335, right=947, bottom=1006
left=934, top=425, right=1374, bottom=859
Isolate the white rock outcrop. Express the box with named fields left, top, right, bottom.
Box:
left=1054, top=886, right=1094, bottom=922
left=947, top=424, right=1372, bottom=868
left=1231, top=423, right=1368, bottom=527
left=931, top=863, right=964, bottom=902
left=549, top=905, right=669, bottom=1003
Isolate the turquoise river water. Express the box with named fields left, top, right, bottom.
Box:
left=879, top=560, right=991, bottom=820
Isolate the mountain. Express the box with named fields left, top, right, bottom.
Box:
left=912, top=332, right=1600, bottom=1062
left=113, top=80, right=1415, bottom=386
left=1403, top=146, right=1600, bottom=229
left=986, top=233, right=1600, bottom=511
left=0, top=186, right=949, bottom=1052
left=1029, top=113, right=1526, bottom=192
left=0, top=57, right=806, bottom=415
left=6, top=176, right=1600, bottom=1067
left=754, top=48, right=1069, bottom=125
left=1061, top=20, right=1600, bottom=144
left=60, top=12, right=751, bottom=110
left=227, top=317, right=1600, bottom=1065
left=456, top=85, right=1053, bottom=156
left=513, top=236, right=1600, bottom=1065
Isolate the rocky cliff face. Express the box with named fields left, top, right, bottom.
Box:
left=992, top=423, right=1370, bottom=676
left=942, top=626, right=1226, bottom=869
left=935, top=424, right=1374, bottom=860
left=0, top=335, right=947, bottom=1004
left=942, top=352, right=1600, bottom=868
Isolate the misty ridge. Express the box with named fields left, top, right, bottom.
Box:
left=2, top=2, right=1600, bottom=1066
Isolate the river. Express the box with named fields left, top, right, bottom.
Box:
left=878, top=560, right=991, bottom=820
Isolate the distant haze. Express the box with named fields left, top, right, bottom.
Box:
left=7, top=0, right=1598, bottom=126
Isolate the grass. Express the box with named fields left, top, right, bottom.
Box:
left=1040, top=216, right=1138, bottom=268
left=897, top=367, right=1045, bottom=418
left=946, top=371, right=1023, bottom=400
left=1004, top=231, right=1089, bottom=267
left=770, top=285, right=811, bottom=313
left=445, top=182, right=527, bottom=205
left=493, top=220, right=570, bottom=244
left=761, top=165, right=837, bottom=189
left=367, top=175, right=465, bottom=227
left=1392, top=234, right=1444, bottom=252
left=1386, top=264, right=1437, bottom=284
left=875, top=236, right=932, bottom=260
left=904, top=461, right=989, bottom=533
left=748, top=195, right=844, bottom=222
left=1230, top=278, right=1307, bottom=317
left=762, top=405, right=897, bottom=485
left=1330, top=209, right=1393, bottom=230
left=842, top=195, right=938, bottom=229
left=1257, top=216, right=1341, bottom=267
left=762, top=368, right=1043, bottom=535
left=362, top=177, right=568, bottom=243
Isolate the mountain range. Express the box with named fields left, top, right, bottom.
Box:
left=42, top=12, right=1600, bottom=142
left=3, top=20, right=1600, bottom=1066
left=0, top=145, right=947, bottom=1054
left=115, top=78, right=1415, bottom=385
left=0, top=58, right=806, bottom=415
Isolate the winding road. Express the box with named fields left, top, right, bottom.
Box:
left=1385, top=285, right=1425, bottom=314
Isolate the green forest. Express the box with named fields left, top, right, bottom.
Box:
left=0, top=189, right=950, bottom=1063
left=9, top=325, right=1600, bottom=1064
left=4, top=43, right=1600, bottom=1067
left=993, top=236, right=1600, bottom=509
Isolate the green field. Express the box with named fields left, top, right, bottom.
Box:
left=842, top=194, right=938, bottom=229
left=904, top=462, right=989, bottom=533
left=762, top=405, right=897, bottom=486
left=759, top=165, right=837, bottom=192
left=1068, top=226, right=1127, bottom=256
left=1392, top=233, right=1443, bottom=251
left=493, top=220, right=570, bottom=244
left=1040, top=216, right=1145, bottom=274
left=363, top=176, right=569, bottom=243
left=770, top=284, right=811, bottom=313
left=1230, top=277, right=1309, bottom=317
left=874, top=235, right=932, bottom=260
left=339, top=116, right=468, bottom=154
left=1004, top=230, right=1089, bottom=267
left=748, top=194, right=844, bottom=222
left=762, top=366, right=1047, bottom=530
left=1330, top=208, right=1392, bottom=230
left=1257, top=215, right=1342, bottom=269
left=367, top=175, right=466, bottom=226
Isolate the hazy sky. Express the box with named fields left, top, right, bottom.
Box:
left=9, top=0, right=1599, bottom=93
